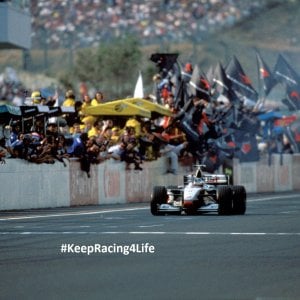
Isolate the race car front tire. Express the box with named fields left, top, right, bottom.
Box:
left=150, top=186, right=167, bottom=216
left=232, top=185, right=246, bottom=215
left=217, top=186, right=232, bottom=215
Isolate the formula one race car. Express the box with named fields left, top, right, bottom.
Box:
left=150, top=165, right=246, bottom=216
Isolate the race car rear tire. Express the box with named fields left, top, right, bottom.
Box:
left=217, top=186, right=232, bottom=215
left=150, top=186, right=167, bottom=216
left=232, top=185, right=246, bottom=215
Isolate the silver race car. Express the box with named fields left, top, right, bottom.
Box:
left=150, top=165, right=246, bottom=215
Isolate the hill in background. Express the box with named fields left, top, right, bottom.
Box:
left=190, top=0, right=300, bottom=86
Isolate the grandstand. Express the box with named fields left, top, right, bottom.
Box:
left=30, top=0, right=270, bottom=49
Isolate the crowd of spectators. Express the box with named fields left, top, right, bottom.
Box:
left=30, top=0, right=270, bottom=49
left=1, top=80, right=297, bottom=177
left=0, top=87, right=193, bottom=176
left=1, top=55, right=299, bottom=176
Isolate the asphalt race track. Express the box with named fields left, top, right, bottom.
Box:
left=0, top=191, right=299, bottom=300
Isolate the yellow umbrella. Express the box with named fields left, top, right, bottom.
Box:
left=125, top=98, right=173, bottom=117
left=84, top=99, right=151, bottom=118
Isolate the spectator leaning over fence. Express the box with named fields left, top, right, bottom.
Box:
left=6, top=124, right=20, bottom=148
left=97, top=138, right=111, bottom=162
left=86, top=137, right=101, bottom=164
left=107, top=140, right=127, bottom=161
left=67, top=132, right=85, bottom=157
left=30, top=135, right=56, bottom=164
left=158, top=134, right=189, bottom=175
left=7, top=132, right=25, bottom=158
left=55, top=135, right=70, bottom=166
left=121, top=140, right=143, bottom=171
left=120, top=126, right=137, bottom=145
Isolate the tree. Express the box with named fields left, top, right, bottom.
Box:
left=74, top=36, right=142, bottom=99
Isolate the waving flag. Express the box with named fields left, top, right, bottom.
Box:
left=150, top=53, right=179, bottom=72
left=226, top=56, right=258, bottom=103
left=273, top=54, right=300, bottom=86
left=189, top=64, right=210, bottom=101
left=211, top=62, right=238, bottom=104
left=255, top=51, right=276, bottom=96
left=133, top=71, right=144, bottom=98
left=286, top=85, right=300, bottom=110
left=273, top=54, right=300, bottom=110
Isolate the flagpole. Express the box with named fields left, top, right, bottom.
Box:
left=254, top=50, right=264, bottom=111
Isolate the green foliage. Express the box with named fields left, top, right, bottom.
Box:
left=74, top=36, right=143, bottom=99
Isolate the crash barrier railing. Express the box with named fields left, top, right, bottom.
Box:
left=0, top=154, right=299, bottom=211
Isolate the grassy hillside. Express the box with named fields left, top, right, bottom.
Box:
left=176, top=0, right=300, bottom=86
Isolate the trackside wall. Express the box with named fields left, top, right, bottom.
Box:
left=233, top=154, right=299, bottom=193
left=0, top=154, right=299, bottom=211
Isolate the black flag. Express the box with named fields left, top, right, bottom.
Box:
left=211, top=62, right=238, bottom=103
left=226, top=55, right=258, bottom=102
left=255, top=51, right=276, bottom=96
left=150, top=53, right=179, bottom=72
left=273, top=54, right=300, bottom=87
left=273, top=54, right=300, bottom=110
left=189, top=64, right=210, bottom=101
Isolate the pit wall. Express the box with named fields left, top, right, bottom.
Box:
left=0, top=154, right=299, bottom=211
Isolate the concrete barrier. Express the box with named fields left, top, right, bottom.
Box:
left=0, top=159, right=69, bottom=210
left=0, top=154, right=299, bottom=211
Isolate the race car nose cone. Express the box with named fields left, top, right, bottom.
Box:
left=183, top=200, right=194, bottom=208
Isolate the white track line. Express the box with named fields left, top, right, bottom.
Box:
left=0, top=193, right=299, bottom=222
left=0, top=207, right=148, bottom=221
left=0, top=231, right=299, bottom=236
left=248, top=195, right=299, bottom=202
